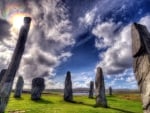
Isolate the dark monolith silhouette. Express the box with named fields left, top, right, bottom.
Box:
left=64, top=71, right=73, bottom=102
left=89, top=81, right=94, bottom=98
left=31, top=77, right=45, bottom=100
left=109, top=87, right=112, bottom=96
left=0, top=69, right=7, bottom=82
left=0, top=17, right=31, bottom=113
left=95, top=67, right=107, bottom=107
left=14, top=76, right=24, bottom=98
left=131, top=23, right=150, bottom=113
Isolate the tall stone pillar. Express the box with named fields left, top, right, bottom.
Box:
left=14, top=76, right=24, bottom=98
left=0, top=17, right=31, bottom=113
left=31, top=77, right=45, bottom=100
left=109, top=86, right=112, bottom=96
left=89, top=81, right=94, bottom=98
left=64, top=71, right=73, bottom=102
left=131, top=23, right=150, bottom=113
left=95, top=67, right=107, bottom=107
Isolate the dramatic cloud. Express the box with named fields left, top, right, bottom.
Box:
left=0, top=19, right=11, bottom=40
left=0, top=0, right=75, bottom=89
left=93, top=22, right=132, bottom=75
left=78, top=7, right=98, bottom=27
left=64, top=0, right=144, bottom=37
left=92, top=22, right=121, bottom=49
left=0, top=18, right=12, bottom=70
left=93, top=14, right=150, bottom=75
left=18, top=0, right=75, bottom=88
left=105, top=68, right=137, bottom=89
left=0, top=0, right=149, bottom=89
left=72, top=72, right=94, bottom=88
left=139, top=15, right=150, bottom=31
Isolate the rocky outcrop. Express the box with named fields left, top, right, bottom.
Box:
left=31, top=77, right=45, bottom=100
left=131, top=23, right=150, bottom=113
left=14, top=76, right=24, bottom=98
left=89, top=81, right=94, bottom=98
left=95, top=67, right=107, bottom=107
left=64, top=71, right=73, bottom=102
left=0, top=17, right=31, bottom=113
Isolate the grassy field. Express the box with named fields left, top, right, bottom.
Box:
left=6, top=93, right=142, bottom=113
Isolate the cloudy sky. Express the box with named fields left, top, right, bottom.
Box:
left=0, top=0, right=150, bottom=89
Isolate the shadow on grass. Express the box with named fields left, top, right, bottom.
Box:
left=32, top=98, right=53, bottom=104
left=108, top=106, right=136, bottom=113
left=65, top=100, right=94, bottom=107
left=93, top=105, right=136, bottom=113
left=71, top=101, right=136, bottom=113
left=14, top=97, right=24, bottom=100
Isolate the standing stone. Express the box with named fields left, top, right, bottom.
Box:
left=95, top=67, right=107, bottom=107
left=109, top=87, right=112, bottom=96
left=31, top=77, right=45, bottom=100
left=14, top=76, right=24, bottom=98
left=0, top=69, right=7, bottom=82
left=64, top=71, right=73, bottom=102
left=89, top=81, right=94, bottom=98
left=131, top=23, right=150, bottom=113
left=0, top=17, right=31, bottom=113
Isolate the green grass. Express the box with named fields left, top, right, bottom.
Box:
left=6, top=93, right=142, bottom=113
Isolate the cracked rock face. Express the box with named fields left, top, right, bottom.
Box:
left=31, top=77, right=45, bottom=100
left=64, top=71, right=73, bottom=102
left=131, top=23, right=150, bottom=113
left=14, top=76, right=24, bottom=98
left=89, top=81, right=94, bottom=98
left=95, top=67, right=107, bottom=107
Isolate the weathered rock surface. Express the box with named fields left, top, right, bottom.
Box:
left=0, top=17, right=31, bottom=113
left=31, top=77, right=45, bottom=100
left=14, top=76, right=24, bottom=98
left=0, top=69, right=7, bottom=82
left=131, top=23, right=150, bottom=113
left=89, top=81, right=94, bottom=98
left=109, top=87, right=112, bottom=96
left=64, top=71, right=73, bottom=102
left=95, top=67, right=107, bottom=107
